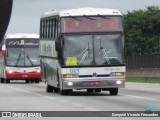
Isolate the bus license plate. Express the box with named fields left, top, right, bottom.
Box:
left=22, top=75, right=28, bottom=77
left=90, top=81, right=100, bottom=85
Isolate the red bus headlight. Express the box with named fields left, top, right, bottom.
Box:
left=8, top=69, right=14, bottom=74
left=36, top=68, right=40, bottom=73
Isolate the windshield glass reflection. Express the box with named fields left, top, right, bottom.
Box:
left=63, top=34, right=124, bottom=66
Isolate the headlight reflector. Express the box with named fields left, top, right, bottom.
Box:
left=110, top=72, right=125, bottom=76
left=63, top=74, right=78, bottom=78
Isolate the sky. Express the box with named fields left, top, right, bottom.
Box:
left=6, top=0, right=160, bottom=34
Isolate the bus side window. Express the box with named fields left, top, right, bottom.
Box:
left=57, top=18, right=60, bottom=37
left=42, top=20, right=45, bottom=39
left=45, top=19, right=48, bottom=39
left=54, top=18, right=57, bottom=39
left=40, top=20, right=42, bottom=39
left=43, top=20, right=46, bottom=39
left=48, top=19, right=51, bottom=39
left=46, top=19, right=49, bottom=39
left=56, top=18, right=59, bottom=38
left=50, top=18, right=54, bottom=39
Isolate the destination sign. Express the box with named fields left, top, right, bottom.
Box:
left=6, top=38, right=39, bottom=48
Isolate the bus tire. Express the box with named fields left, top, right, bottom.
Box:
left=25, top=80, right=29, bottom=83
left=0, top=78, right=4, bottom=83
left=53, top=88, right=59, bottom=93
left=5, top=79, right=10, bottom=83
left=46, top=84, right=53, bottom=93
left=35, top=80, right=39, bottom=83
left=109, top=88, right=118, bottom=95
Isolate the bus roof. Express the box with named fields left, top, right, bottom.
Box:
left=41, top=7, right=122, bottom=18
left=5, top=33, right=39, bottom=39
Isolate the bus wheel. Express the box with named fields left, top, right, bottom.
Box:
left=35, top=80, right=39, bottom=83
left=87, top=89, right=93, bottom=93
left=46, top=84, right=53, bottom=93
left=25, top=80, right=29, bottom=83
left=5, top=79, right=10, bottom=83
left=53, top=88, right=59, bottom=93
left=109, top=88, right=118, bottom=95
left=0, top=78, right=4, bottom=83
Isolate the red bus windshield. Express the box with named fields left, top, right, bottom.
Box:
left=61, top=16, right=123, bottom=33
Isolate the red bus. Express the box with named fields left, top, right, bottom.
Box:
left=0, top=33, right=41, bottom=83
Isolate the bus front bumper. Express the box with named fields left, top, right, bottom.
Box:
left=62, top=77, right=125, bottom=90
left=6, top=72, right=41, bottom=80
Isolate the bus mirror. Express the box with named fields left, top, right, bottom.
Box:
left=2, top=45, right=6, bottom=56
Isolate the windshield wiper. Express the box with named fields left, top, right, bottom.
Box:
left=83, top=15, right=97, bottom=20
left=97, top=14, right=112, bottom=20
left=69, top=16, right=82, bottom=21
left=26, top=52, right=34, bottom=66
left=78, top=42, right=90, bottom=65
left=16, top=52, right=22, bottom=66
left=99, top=39, right=111, bottom=65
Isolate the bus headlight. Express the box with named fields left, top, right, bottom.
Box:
left=63, top=74, right=78, bottom=78
left=110, top=72, right=125, bottom=76
left=67, top=82, right=73, bottom=86
left=8, top=69, right=14, bottom=74
left=116, top=80, right=122, bottom=84
left=36, top=68, right=41, bottom=73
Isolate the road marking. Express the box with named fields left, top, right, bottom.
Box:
left=71, top=103, right=83, bottom=107
left=84, top=107, right=100, bottom=111
left=58, top=100, right=69, bottom=103
left=121, top=94, right=160, bottom=102
left=9, top=86, right=100, bottom=111
left=10, top=87, right=58, bottom=100
left=43, top=96, right=57, bottom=100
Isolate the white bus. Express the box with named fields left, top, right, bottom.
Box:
left=39, top=8, right=125, bottom=95
left=0, top=33, right=41, bottom=83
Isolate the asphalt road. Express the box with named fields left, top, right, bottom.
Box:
left=0, top=81, right=160, bottom=120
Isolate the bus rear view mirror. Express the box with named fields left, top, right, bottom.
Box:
left=2, top=45, right=6, bottom=56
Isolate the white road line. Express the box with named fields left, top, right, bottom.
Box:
left=120, top=93, right=160, bottom=102
left=10, top=86, right=58, bottom=99
left=84, top=107, right=100, bottom=111
left=58, top=100, right=69, bottom=103
left=70, top=103, right=84, bottom=107
left=9, top=86, right=100, bottom=111
left=43, top=96, right=57, bottom=100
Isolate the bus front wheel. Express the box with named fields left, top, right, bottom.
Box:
left=25, top=80, right=29, bottom=83
left=4, top=79, right=10, bottom=83
left=0, top=78, right=4, bottom=83
left=35, top=79, right=39, bottom=83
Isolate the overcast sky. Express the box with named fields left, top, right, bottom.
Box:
left=6, top=0, right=160, bottom=34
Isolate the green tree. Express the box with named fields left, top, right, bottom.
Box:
left=124, top=6, right=160, bottom=55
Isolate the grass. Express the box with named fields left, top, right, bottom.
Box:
left=126, top=77, right=160, bottom=84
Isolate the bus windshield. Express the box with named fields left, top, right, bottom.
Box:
left=62, top=34, right=125, bottom=66
left=6, top=38, right=40, bottom=67
left=61, top=16, right=123, bottom=33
